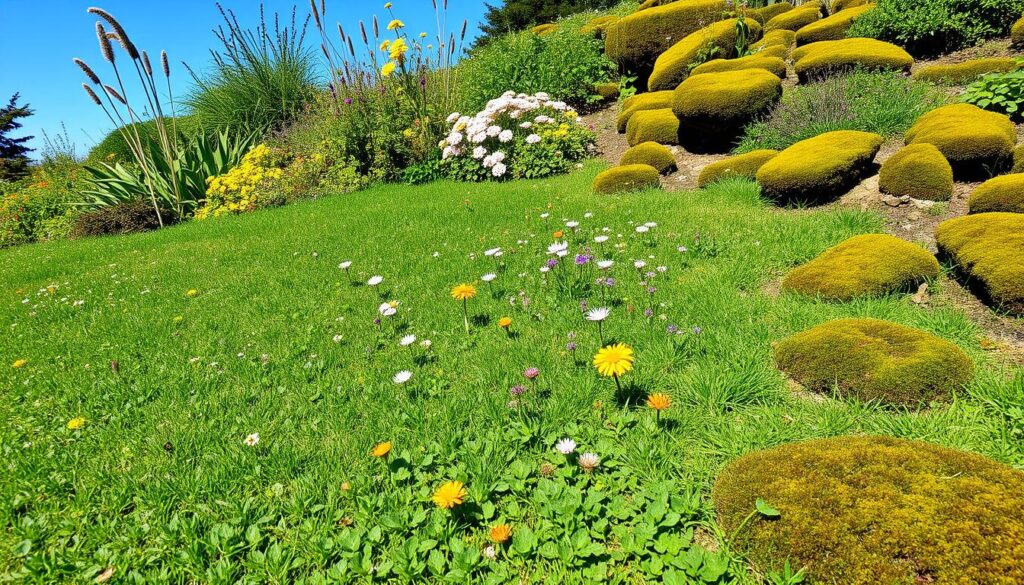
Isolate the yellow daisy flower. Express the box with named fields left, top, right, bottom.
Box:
left=67, top=417, right=86, bottom=430
left=371, top=441, right=392, bottom=458
left=381, top=61, right=396, bottom=77
left=387, top=19, right=404, bottom=30
left=432, top=480, right=467, bottom=509
left=451, top=284, right=477, bottom=301
left=593, top=343, right=634, bottom=378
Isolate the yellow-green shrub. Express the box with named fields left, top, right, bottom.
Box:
left=755, top=44, right=790, bottom=59
left=1013, top=15, right=1024, bottom=47
left=756, top=130, right=882, bottom=203
left=878, top=143, right=953, bottom=201
left=530, top=23, right=558, bottom=36
left=592, top=164, right=661, bottom=193
left=648, top=19, right=764, bottom=91
left=580, top=15, right=620, bottom=38
left=969, top=174, right=1024, bottom=214
left=752, top=29, right=796, bottom=50
left=691, top=54, right=788, bottom=78
left=774, top=318, right=973, bottom=405
left=765, top=4, right=821, bottom=32
left=672, top=69, right=782, bottom=146
left=905, top=103, right=1016, bottom=179
left=620, top=141, right=677, bottom=174
left=593, top=82, right=621, bottom=100
left=782, top=233, right=940, bottom=299
left=605, top=0, right=727, bottom=76
left=197, top=144, right=285, bottom=220
left=1014, top=143, right=1024, bottom=173
left=625, top=108, right=680, bottom=146
left=713, top=435, right=1024, bottom=585
left=937, top=212, right=1024, bottom=314
left=793, top=38, right=913, bottom=82
left=795, top=3, right=875, bottom=45
left=745, top=2, right=794, bottom=24
left=617, top=91, right=674, bottom=133
left=913, top=58, right=1019, bottom=84
left=697, top=149, right=778, bottom=187
left=832, top=0, right=871, bottom=10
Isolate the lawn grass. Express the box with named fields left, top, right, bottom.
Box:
left=1, top=162, right=1021, bottom=583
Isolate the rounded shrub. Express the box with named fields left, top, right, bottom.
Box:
left=691, top=54, right=788, bottom=78
left=913, top=58, right=1019, bottom=84
left=745, top=2, right=794, bottom=24
left=765, top=4, right=822, bottom=32
left=592, top=164, right=661, bottom=193
left=594, top=82, right=621, bottom=100
left=774, top=318, right=973, bottom=405
left=580, top=15, right=620, bottom=38
left=832, top=0, right=871, bottom=10
left=530, top=23, right=558, bottom=36
left=620, top=142, right=677, bottom=174
left=756, top=130, right=883, bottom=203
left=625, top=108, right=680, bottom=146
left=969, top=174, right=1024, bottom=214
left=672, top=69, right=782, bottom=150
left=878, top=143, right=953, bottom=201
left=782, top=233, right=940, bottom=300
left=1013, top=143, right=1024, bottom=173
left=648, top=19, right=764, bottom=91
left=795, top=3, right=876, bottom=45
left=752, top=29, right=796, bottom=50
left=617, top=91, right=674, bottom=133
left=793, top=38, right=913, bottom=82
left=713, top=435, right=1024, bottom=585
left=697, top=149, right=778, bottom=187
left=937, top=212, right=1024, bottom=315
left=1014, top=15, right=1024, bottom=47
left=904, top=104, right=1016, bottom=180
left=605, top=0, right=727, bottom=79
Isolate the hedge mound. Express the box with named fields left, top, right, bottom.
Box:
left=937, top=213, right=1024, bottom=315
left=592, top=164, right=661, bottom=194
left=878, top=143, right=953, bottom=201
left=672, top=69, right=782, bottom=150
left=765, top=4, right=821, bottom=32
left=756, top=130, right=882, bottom=204
left=621, top=142, right=677, bottom=174
left=691, top=54, right=788, bottom=78
left=605, top=0, right=727, bottom=79
left=616, top=91, right=674, bottom=133
left=752, top=29, right=795, bottom=51
left=697, top=149, right=778, bottom=187
left=713, top=435, right=1024, bottom=585
left=782, top=233, right=939, bottom=300
left=1014, top=15, right=1024, bottom=47
left=530, top=23, right=558, bottom=36
left=593, top=82, right=621, bottom=100
left=832, top=0, right=871, bottom=10
left=774, top=318, right=973, bottom=405
left=969, top=174, right=1024, bottom=214
left=745, top=1, right=793, bottom=24
left=648, top=19, right=764, bottom=91
left=905, top=104, right=1016, bottom=180
left=913, top=58, right=1019, bottom=84
left=580, top=15, right=620, bottom=38
left=793, top=38, right=913, bottom=82
left=1014, top=143, right=1024, bottom=173
left=625, top=108, right=680, bottom=146
left=795, top=4, right=875, bottom=45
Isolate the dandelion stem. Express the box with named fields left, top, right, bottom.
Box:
left=613, top=373, right=621, bottom=394
left=462, top=299, right=469, bottom=333
left=598, top=321, right=604, bottom=345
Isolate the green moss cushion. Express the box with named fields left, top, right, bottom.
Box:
left=752, top=29, right=796, bottom=50
left=592, top=164, right=661, bottom=194
left=905, top=104, right=1016, bottom=180
left=593, top=82, right=621, bottom=100
left=697, top=149, right=778, bottom=187
left=691, top=54, right=788, bottom=78
left=756, top=130, right=882, bottom=204
left=648, top=19, right=764, bottom=91
left=625, top=108, right=680, bottom=146
left=617, top=91, right=674, bottom=133
left=878, top=144, right=953, bottom=201
left=832, top=0, right=871, bottom=10
left=765, top=4, right=821, bottom=32
left=782, top=233, right=940, bottom=300
left=745, top=1, right=793, bottom=24
left=530, top=23, right=558, bottom=36
left=774, top=318, right=973, bottom=405
left=937, top=213, right=1024, bottom=315
left=620, top=142, right=677, bottom=174
left=672, top=69, right=782, bottom=148
left=913, top=58, right=1019, bottom=84
left=713, top=435, right=1024, bottom=585
left=580, top=15, right=620, bottom=37
left=793, top=38, right=913, bottom=82
left=1013, top=15, right=1024, bottom=47
left=795, top=3, right=875, bottom=45
left=969, top=174, right=1024, bottom=214
left=605, top=0, right=727, bottom=75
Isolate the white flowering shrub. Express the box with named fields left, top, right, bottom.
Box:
left=438, top=92, right=595, bottom=181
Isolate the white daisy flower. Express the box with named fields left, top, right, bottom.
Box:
left=485, top=247, right=501, bottom=257
left=566, top=221, right=579, bottom=229
left=481, top=273, right=497, bottom=282
left=547, top=241, right=569, bottom=255
left=367, top=276, right=384, bottom=286
left=399, top=334, right=417, bottom=346
left=586, top=307, right=610, bottom=322
left=597, top=260, right=614, bottom=270
left=555, top=438, right=577, bottom=454
left=393, top=370, right=413, bottom=384
left=634, top=260, right=647, bottom=269
left=594, top=235, right=609, bottom=243
left=635, top=225, right=649, bottom=234
left=378, top=303, right=397, bottom=317
left=578, top=452, right=600, bottom=471
left=244, top=433, right=260, bottom=447
left=420, top=339, right=432, bottom=349
left=339, top=261, right=352, bottom=269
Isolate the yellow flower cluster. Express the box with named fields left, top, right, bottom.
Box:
left=197, top=145, right=283, bottom=220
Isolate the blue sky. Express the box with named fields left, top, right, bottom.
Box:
left=0, top=0, right=487, bottom=160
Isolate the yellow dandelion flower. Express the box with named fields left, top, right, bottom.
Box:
left=647, top=393, right=671, bottom=411
left=186, top=289, right=198, bottom=297
left=371, top=441, right=392, bottom=458
left=12, top=359, right=27, bottom=369
left=381, top=61, right=396, bottom=77
left=379, top=39, right=391, bottom=51
left=451, top=284, right=477, bottom=301
left=498, top=316, right=512, bottom=329
left=387, top=19, right=404, bottom=30
left=432, top=480, right=467, bottom=509
left=593, top=343, right=634, bottom=378
left=489, top=523, right=513, bottom=543
left=384, top=2, right=392, bottom=7
left=389, top=38, right=408, bottom=60
left=67, top=417, right=86, bottom=430
left=419, top=32, right=427, bottom=38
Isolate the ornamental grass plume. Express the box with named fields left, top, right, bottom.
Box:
left=432, top=480, right=467, bottom=509
left=593, top=343, right=634, bottom=392
left=451, top=283, right=477, bottom=333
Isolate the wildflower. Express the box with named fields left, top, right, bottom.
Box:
left=379, top=39, right=391, bottom=51
left=452, top=283, right=477, bottom=333
left=387, top=19, right=404, bottom=30
left=244, top=432, right=260, bottom=446
left=482, top=273, right=497, bottom=282
left=484, top=247, right=501, bottom=257
left=548, top=241, right=568, bottom=256
left=67, top=417, right=86, bottom=430
left=523, top=367, right=540, bottom=380
left=384, top=2, right=392, bottom=8
left=574, top=254, right=590, bottom=265
left=498, top=129, right=514, bottom=143
left=399, top=334, right=417, bottom=346
left=419, top=31, right=427, bottom=38
left=341, top=481, right=351, bottom=491
left=526, top=133, right=541, bottom=144
left=12, top=359, right=27, bottom=369
left=381, top=61, right=396, bottom=77
left=586, top=307, right=610, bottom=321
left=371, top=441, right=392, bottom=457
left=492, top=162, right=507, bottom=177
left=635, top=225, right=649, bottom=234
left=433, top=480, right=467, bottom=509
left=594, top=235, right=609, bottom=243
left=483, top=545, right=497, bottom=560
left=553, top=230, right=564, bottom=239
left=539, top=462, right=556, bottom=476
left=186, top=289, right=198, bottom=297
left=389, top=38, right=408, bottom=60
left=645, top=221, right=657, bottom=228
left=498, top=316, right=512, bottom=330
left=634, top=260, right=646, bottom=269
left=490, top=524, right=513, bottom=544
left=597, top=260, right=613, bottom=270
left=556, top=438, right=576, bottom=454
left=420, top=339, right=432, bottom=349
left=368, top=275, right=384, bottom=286
left=647, top=393, right=671, bottom=410
left=566, top=221, right=579, bottom=229
left=510, top=384, right=526, bottom=396
left=578, top=452, right=600, bottom=472
left=393, top=370, right=413, bottom=384
left=594, top=343, right=634, bottom=391
left=339, top=260, right=352, bottom=269
left=378, top=302, right=397, bottom=317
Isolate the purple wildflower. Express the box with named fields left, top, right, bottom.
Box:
left=510, top=384, right=527, bottom=396
left=566, top=342, right=577, bottom=351
left=524, top=367, right=540, bottom=380
left=575, top=254, right=590, bottom=265
left=667, top=324, right=679, bottom=334
left=644, top=308, right=654, bottom=318
left=546, top=258, right=558, bottom=268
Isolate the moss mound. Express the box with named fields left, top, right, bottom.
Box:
left=592, top=164, right=661, bottom=194
left=774, top=318, right=973, bottom=405
left=782, top=233, right=939, bottom=300
left=1014, top=143, right=1024, bottom=173
left=753, top=29, right=796, bottom=50
left=1014, top=15, right=1024, bottom=47
left=765, top=4, right=821, bottom=32
left=593, top=83, right=621, bottom=100
left=625, top=108, right=680, bottom=146
left=530, top=23, right=558, bottom=36
left=969, top=174, right=1024, bottom=214
left=832, top=0, right=871, bottom=10
left=878, top=143, right=953, bottom=201
left=691, top=54, right=788, bottom=78
left=913, top=58, right=1019, bottom=84
left=620, top=142, right=677, bottom=174
left=617, top=91, right=674, bottom=133
left=697, top=149, right=778, bottom=187
left=672, top=69, right=782, bottom=150
left=756, top=130, right=882, bottom=204
left=937, top=213, right=1024, bottom=314
left=793, top=38, right=913, bottom=82
left=905, top=104, right=1016, bottom=180
left=713, top=435, right=1024, bottom=585
left=581, top=15, right=620, bottom=38
left=606, top=0, right=727, bottom=78
left=745, top=2, right=794, bottom=24
left=795, top=4, right=875, bottom=45
left=648, top=19, right=764, bottom=91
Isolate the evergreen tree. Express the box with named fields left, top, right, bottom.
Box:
left=475, top=0, right=619, bottom=47
left=0, top=93, right=35, bottom=181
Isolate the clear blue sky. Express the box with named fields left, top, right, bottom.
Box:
left=0, top=0, right=487, bottom=160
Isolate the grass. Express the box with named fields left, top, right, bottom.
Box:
left=1, top=162, right=1021, bottom=583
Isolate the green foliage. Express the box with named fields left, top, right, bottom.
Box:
left=474, top=0, right=623, bottom=47
left=86, top=117, right=200, bottom=166
left=0, top=157, right=88, bottom=248
left=963, top=69, right=1024, bottom=119
left=0, top=93, right=34, bottom=182
left=70, top=198, right=173, bottom=238
left=937, top=212, right=1024, bottom=314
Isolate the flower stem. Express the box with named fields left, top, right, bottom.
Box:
left=462, top=299, right=469, bottom=333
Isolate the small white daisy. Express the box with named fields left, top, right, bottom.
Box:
left=339, top=261, right=352, bottom=269
left=635, top=225, right=649, bottom=234
left=481, top=273, right=497, bottom=282
left=586, top=307, right=610, bottom=322
left=378, top=303, right=397, bottom=317
left=367, top=276, right=384, bottom=286
left=594, top=235, right=609, bottom=243
left=399, top=334, right=417, bottom=346
left=244, top=433, right=260, bottom=447
left=634, top=260, right=647, bottom=269
left=555, top=438, right=577, bottom=454
left=485, top=247, right=501, bottom=257
left=393, top=370, right=413, bottom=384
left=597, top=260, right=614, bottom=270
left=566, top=221, right=579, bottom=229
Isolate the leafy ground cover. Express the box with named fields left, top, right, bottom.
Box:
left=1, top=163, right=1021, bottom=583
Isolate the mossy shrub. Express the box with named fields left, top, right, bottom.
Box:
left=691, top=54, right=788, bottom=78
left=969, top=174, right=1024, bottom=214
left=905, top=104, right=1016, bottom=180
left=616, top=91, right=674, bottom=133
left=782, top=233, right=940, bottom=300
left=1013, top=14, right=1024, bottom=47
left=913, top=58, right=1019, bottom=85
left=765, top=4, right=821, bottom=32
left=878, top=143, right=953, bottom=201
left=937, top=212, right=1024, bottom=315
left=605, top=0, right=727, bottom=77
left=580, top=15, right=620, bottom=38
left=672, top=69, right=782, bottom=149
left=648, top=19, right=764, bottom=91
left=756, top=130, right=882, bottom=204
left=530, top=23, right=558, bottom=36
left=1014, top=143, right=1024, bottom=173
left=593, top=82, right=621, bottom=100
left=795, top=3, right=875, bottom=45
left=697, top=149, right=778, bottom=187
left=620, top=141, right=677, bottom=174
left=713, top=435, right=1024, bottom=585
left=745, top=1, right=794, bottom=24
left=831, top=0, right=871, bottom=10
left=774, top=318, right=973, bottom=405
left=793, top=38, right=913, bottom=82
left=592, top=164, right=661, bottom=193
left=625, top=108, right=680, bottom=146
left=752, top=29, right=796, bottom=50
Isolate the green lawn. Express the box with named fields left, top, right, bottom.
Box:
left=1, top=162, right=1020, bottom=583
